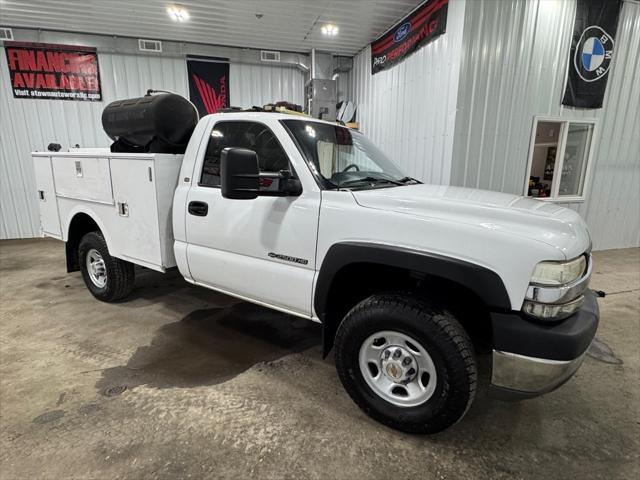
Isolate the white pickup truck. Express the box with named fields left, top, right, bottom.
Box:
left=32, top=95, right=599, bottom=433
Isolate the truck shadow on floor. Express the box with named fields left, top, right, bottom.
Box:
left=119, top=267, right=225, bottom=307
left=94, top=268, right=567, bottom=434
left=96, top=301, right=321, bottom=393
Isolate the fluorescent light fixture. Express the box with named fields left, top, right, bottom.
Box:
left=167, top=4, right=190, bottom=22
left=321, top=24, right=339, bottom=36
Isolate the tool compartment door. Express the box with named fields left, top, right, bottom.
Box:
left=52, top=156, right=113, bottom=204
left=32, top=155, right=62, bottom=238
left=108, top=157, right=163, bottom=269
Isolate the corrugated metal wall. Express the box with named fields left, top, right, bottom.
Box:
left=336, top=71, right=352, bottom=103
left=230, top=63, right=305, bottom=109
left=348, top=0, right=466, bottom=184
left=570, top=1, right=640, bottom=250
left=0, top=51, right=189, bottom=238
left=451, top=0, right=640, bottom=250
left=0, top=41, right=305, bottom=239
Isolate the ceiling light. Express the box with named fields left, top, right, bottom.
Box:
left=321, top=24, right=339, bottom=36
left=167, top=4, right=190, bottom=22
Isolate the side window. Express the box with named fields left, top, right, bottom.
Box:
left=199, top=121, right=291, bottom=188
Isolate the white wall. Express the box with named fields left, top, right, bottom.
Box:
left=451, top=0, right=640, bottom=250
left=0, top=41, right=305, bottom=239
left=230, top=63, right=305, bottom=109
left=348, top=0, right=466, bottom=184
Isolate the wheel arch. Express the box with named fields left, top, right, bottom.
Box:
left=64, top=208, right=112, bottom=272
left=315, top=242, right=511, bottom=357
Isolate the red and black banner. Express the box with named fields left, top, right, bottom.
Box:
left=4, top=41, right=102, bottom=101
left=561, top=0, right=622, bottom=109
left=370, top=0, right=448, bottom=75
left=187, top=57, right=229, bottom=117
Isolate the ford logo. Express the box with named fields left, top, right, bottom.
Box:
left=394, top=22, right=411, bottom=43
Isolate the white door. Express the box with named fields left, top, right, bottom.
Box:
left=109, top=157, right=162, bottom=268
left=32, top=155, right=62, bottom=238
left=184, top=120, right=320, bottom=317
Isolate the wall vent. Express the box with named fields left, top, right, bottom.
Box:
left=0, top=27, right=14, bottom=41
left=260, top=50, right=281, bottom=62
left=138, top=39, right=162, bottom=52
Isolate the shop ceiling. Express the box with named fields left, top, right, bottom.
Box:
left=0, top=0, right=424, bottom=56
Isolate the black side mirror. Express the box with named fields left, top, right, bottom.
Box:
left=278, top=170, right=303, bottom=196
left=221, top=148, right=259, bottom=200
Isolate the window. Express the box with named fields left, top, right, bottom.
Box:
left=200, top=121, right=291, bottom=188
left=525, top=117, right=595, bottom=201
left=282, top=120, right=413, bottom=190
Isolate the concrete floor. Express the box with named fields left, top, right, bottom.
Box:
left=0, top=238, right=638, bottom=480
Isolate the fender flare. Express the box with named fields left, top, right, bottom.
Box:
left=314, top=242, right=512, bottom=321
left=64, top=207, right=114, bottom=272
left=64, top=206, right=113, bottom=248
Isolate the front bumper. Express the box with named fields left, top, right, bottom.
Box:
left=490, top=289, right=599, bottom=399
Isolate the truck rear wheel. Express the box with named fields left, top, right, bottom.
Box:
left=334, top=293, right=477, bottom=433
left=78, top=232, right=134, bottom=302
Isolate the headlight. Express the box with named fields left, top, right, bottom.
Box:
left=522, top=296, right=584, bottom=321
left=524, top=254, right=591, bottom=321
left=530, top=256, right=587, bottom=286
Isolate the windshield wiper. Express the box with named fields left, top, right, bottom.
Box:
left=398, top=176, right=421, bottom=184
left=339, top=176, right=403, bottom=187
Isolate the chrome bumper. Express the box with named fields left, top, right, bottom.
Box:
left=491, top=349, right=588, bottom=399
left=490, top=289, right=599, bottom=400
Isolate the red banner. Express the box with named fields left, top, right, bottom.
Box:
left=4, top=41, right=102, bottom=101
left=370, top=0, right=448, bottom=75
left=187, top=57, right=229, bottom=117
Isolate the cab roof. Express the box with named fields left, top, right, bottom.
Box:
left=204, top=111, right=343, bottom=127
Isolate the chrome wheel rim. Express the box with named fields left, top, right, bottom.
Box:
left=86, top=248, right=107, bottom=288
left=358, top=330, right=437, bottom=407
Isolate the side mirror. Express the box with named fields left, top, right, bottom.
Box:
left=278, top=170, right=303, bottom=196
left=221, top=148, right=259, bottom=200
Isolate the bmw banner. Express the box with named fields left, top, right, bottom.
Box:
left=370, top=0, right=448, bottom=75
left=562, top=0, right=622, bottom=108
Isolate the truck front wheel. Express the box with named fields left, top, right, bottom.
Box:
left=334, top=293, right=477, bottom=433
left=78, top=231, right=134, bottom=302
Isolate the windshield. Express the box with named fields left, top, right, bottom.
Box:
left=281, top=120, right=417, bottom=190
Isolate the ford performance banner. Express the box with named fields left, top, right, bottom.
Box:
left=4, top=42, right=102, bottom=101
left=187, top=57, right=229, bottom=117
left=370, top=0, right=448, bottom=75
left=562, top=0, right=622, bottom=108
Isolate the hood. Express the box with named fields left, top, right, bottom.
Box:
left=351, top=184, right=591, bottom=259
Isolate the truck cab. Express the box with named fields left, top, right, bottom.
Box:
left=173, top=113, right=322, bottom=318
left=33, top=105, right=599, bottom=434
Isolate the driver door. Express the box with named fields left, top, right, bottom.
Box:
left=184, top=120, right=320, bottom=317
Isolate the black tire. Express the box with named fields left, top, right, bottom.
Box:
left=334, top=293, right=477, bottom=434
left=78, top=231, right=135, bottom=302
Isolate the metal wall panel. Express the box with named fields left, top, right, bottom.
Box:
left=0, top=50, right=189, bottom=239
left=451, top=0, right=640, bottom=250
left=336, top=71, right=352, bottom=103
left=348, top=0, right=466, bottom=184
left=230, top=63, right=305, bottom=108
left=1, top=38, right=305, bottom=238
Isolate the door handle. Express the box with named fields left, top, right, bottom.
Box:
left=188, top=201, right=208, bottom=216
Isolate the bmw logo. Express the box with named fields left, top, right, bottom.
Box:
left=394, top=22, right=412, bottom=43
left=574, top=26, right=614, bottom=82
